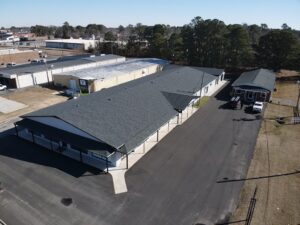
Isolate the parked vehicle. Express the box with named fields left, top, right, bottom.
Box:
left=6, top=62, right=16, bottom=67
left=252, top=101, right=263, bottom=112
left=31, top=59, right=46, bottom=64
left=229, top=96, right=241, bottom=109
left=0, top=83, right=7, bottom=91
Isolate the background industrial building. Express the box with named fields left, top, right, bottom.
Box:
left=15, top=66, right=226, bottom=171
left=0, top=54, right=125, bottom=88
left=53, top=59, right=166, bottom=92
left=45, top=39, right=98, bottom=50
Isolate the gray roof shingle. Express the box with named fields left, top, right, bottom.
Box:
left=24, top=66, right=221, bottom=152
left=232, top=69, right=276, bottom=91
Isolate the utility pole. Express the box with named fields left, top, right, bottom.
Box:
left=296, top=80, right=300, bottom=117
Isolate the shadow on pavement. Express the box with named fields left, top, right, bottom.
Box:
left=0, top=135, right=104, bottom=177
left=214, top=80, right=233, bottom=102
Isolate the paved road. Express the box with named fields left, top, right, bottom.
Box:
left=0, top=83, right=261, bottom=225
left=114, top=84, right=261, bottom=225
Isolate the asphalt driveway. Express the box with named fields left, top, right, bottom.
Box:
left=116, top=83, right=261, bottom=225
left=0, top=83, right=261, bottom=225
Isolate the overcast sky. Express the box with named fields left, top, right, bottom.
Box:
left=1, top=0, right=300, bottom=29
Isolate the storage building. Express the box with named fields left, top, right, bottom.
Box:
left=0, top=55, right=125, bottom=88
left=15, top=66, right=226, bottom=171
left=53, top=58, right=167, bottom=93
left=45, top=39, right=97, bottom=50
left=231, top=68, right=276, bottom=102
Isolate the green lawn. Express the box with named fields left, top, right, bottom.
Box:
left=193, top=96, right=210, bottom=108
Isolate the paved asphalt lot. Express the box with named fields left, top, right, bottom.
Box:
left=0, top=83, right=261, bottom=225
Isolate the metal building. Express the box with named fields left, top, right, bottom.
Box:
left=0, top=55, right=125, bottom=88
left=53, top=58, right=167, bottom=93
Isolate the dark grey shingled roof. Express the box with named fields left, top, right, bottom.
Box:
left=16, top=118, right=115, bottom=155
left=23, top=66, right=220, bottom=152
left=191, top=67, right=224, bottom=76
left=232, top=69, right=276, bottom=91
left=0, top=54, right=123, bottom=76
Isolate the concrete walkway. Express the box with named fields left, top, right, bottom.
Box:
left=0, top=97, right=27, bottom=114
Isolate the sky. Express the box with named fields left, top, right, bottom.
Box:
left=1, top=0, right=300, bottom=29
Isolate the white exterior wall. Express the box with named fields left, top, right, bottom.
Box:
left=16, top=57, right=126, bottom=89
left=17, top=74, right=34, bottom=88
left=18, top=130, right=113, bottom=171
left=45, top=40, right=97, bottom=50
left=16, top=71, right=53, bottom=88
left=192, top=74, right=226, bottom=98
left=92, top=64, right=161, bottom=92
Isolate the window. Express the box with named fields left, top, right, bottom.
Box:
left=261, top=92, right=267, bottom=100
left=204, top=86, right=209, bottom=93
left=61, top=141, right=68, bottom=149
left=235, top=89, right=242, bottom=94
left=247, top=91, right=254, bottom=99
left=92, top=152, right=107, bottom=161
left=215, top=79, right=219, bottom=85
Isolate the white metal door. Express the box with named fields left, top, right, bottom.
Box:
left=69, top=79, right=77, bottom=90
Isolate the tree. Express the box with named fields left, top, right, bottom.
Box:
left=54, top=27, right=63, bottom=38
left=118, top=25, right=125, bottom=34
left=247, top=24, right=262, bottom=46
left=62, top=21, right=73, bottom=39
left=168, top=33, right=183, bottom=61
left=281, top=23, right=291, bottom=30
left=30, top=25, right=54, bottom=37
left=104, top=31, right=117, bottom=41
left=260, top=23, right=269, bottom=30
left=74, top=25, right=85, bottom=38
left=181, top=25, right=194, bottom=64
left=85, top=24, right=105, bottom=37
left=256, top=30, right=300, bottom=70
left=226, top=24, right=254, bottom=68
left=183, top=17, right=229, bottom=67
left=145, top=24, right=168, bottom=58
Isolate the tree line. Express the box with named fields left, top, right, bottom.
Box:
left=30, top=17, right=300, bottom=70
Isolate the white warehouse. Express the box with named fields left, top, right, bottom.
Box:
left=45, top=39, right=98, bottom=50
left=0, top=55, right=125, bottom=89
left=53, top=58, right=167, bottom=93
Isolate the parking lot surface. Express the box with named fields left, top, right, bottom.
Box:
left=0, top=84, right=261, bottom=225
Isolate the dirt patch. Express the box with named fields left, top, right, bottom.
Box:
left=273, top=81, right=299, bottom=102
left=230, top=80, right=300, bottom=224
left=0, top=51, right=39, bottom=65
left=276, top=69, right=300, bottom=81
left=0, top=86, right=67, bottom=124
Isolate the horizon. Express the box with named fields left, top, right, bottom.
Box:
left=1, top=0, right=300, bottom=30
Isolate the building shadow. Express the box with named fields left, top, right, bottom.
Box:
left=214, top=71, right=244, bottom=103
left=214, top=80, right=234, bottom=102
left=0, top=134, right=104, bottom=178
left=244, top=105, right=260, bottom=115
